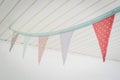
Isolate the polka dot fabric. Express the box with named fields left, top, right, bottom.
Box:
left=93, top=15, right=115, bottom=62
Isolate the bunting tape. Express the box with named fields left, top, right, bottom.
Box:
left=9, top=6, right=120, bottom=63
left=9, top=6, right=120, bottom=37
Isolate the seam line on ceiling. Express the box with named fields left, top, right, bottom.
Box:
left=0, top=0, right=38, bottom=37
left=0, top=0, right=4, bottom=7
left=0, top=0, right=21, bottom=24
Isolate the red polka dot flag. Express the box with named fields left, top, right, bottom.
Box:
left=93, top=15, right=115, bottom=62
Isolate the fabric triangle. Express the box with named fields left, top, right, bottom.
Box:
left=60, top=31, right=73, bottom=64
left=23, top=36, right=30, bottom=58
left=93, top=15, right=115, bottom=62
left=38, top=37, right=48, bottom=64
left=9, top=33, right=19, bottom=52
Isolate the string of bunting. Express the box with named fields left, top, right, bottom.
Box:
left=9, top=6, right=120, bottom=64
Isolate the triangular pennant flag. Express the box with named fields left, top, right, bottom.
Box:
left=60, top=31, right=73, bottom=64
left=38, top=37, right=48, bottom=64
left=23, top=36, right=30, bottom=58
left=9, top=33, right=19, bottom=52
left=93, top=15, right=115, bottom=62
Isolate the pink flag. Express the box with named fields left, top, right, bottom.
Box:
left=9, top=33, right=19, bottom=52
left=38, top=37, right=48, bottom=64
left=93, top=15, right=115, bottom=62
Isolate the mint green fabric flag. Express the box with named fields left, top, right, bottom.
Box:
left=23, top=36, right=30, bottom=58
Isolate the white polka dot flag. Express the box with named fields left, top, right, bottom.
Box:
left=38, top=37, right=48, bottom=64
left=93, top=15, right=115, bottom=62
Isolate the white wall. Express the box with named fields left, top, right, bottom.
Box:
left=0, top=41, right=120, bottom=80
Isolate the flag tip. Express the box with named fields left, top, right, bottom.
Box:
left=9, top=48, right=11, bottom=52
left=38, top=61, right=40, bottom=65
left=63, top=62, right=65, bottom=65
left=62, top=60, right=66, bottom=65
left=22, top=56, right=24, bottom=59
left=38, top=59, right=41, bottom=64
left=102, top=58, right=106, bottom=62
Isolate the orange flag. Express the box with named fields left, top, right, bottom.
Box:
left=93, top=15, right=115, bottom=62
left=38, top=37, right=48, bottom=64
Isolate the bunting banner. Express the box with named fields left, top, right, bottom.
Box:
left=60, top=31, right=73, bottom=64
left=38, top=37, right=48, bottom=64
left=23, top=36, right=30, bottom=58
left=9, top=6, right=120, bottom=64
left=93, top=15, right=115, bottom=62
left=9, top=33, right=19, bottom=52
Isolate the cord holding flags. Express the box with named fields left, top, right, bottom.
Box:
left=9, top=6, right=120, bottom=64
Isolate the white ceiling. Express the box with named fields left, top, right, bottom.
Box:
left=0, top=0, right=120, bottom=61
